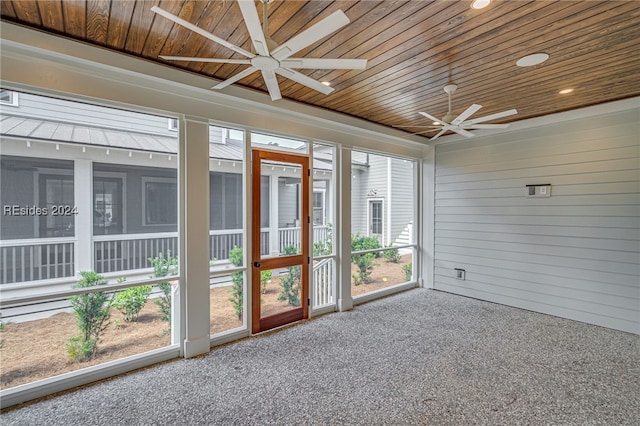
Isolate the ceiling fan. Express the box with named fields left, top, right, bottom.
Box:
left=151, top=0, right=367, bottom=101
left=399, top=83, right=518, bottom=141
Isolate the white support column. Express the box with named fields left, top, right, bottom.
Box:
left=421, top=146, right=435, bottom=289
left=337, top=147, right=353, bottom=311
left=74, top=159, right=92, bottom=274
left=269, top=174, right=279, bottom=255
left=180, top=116, right=211, bottom=358
left=387, top=156, right=392, bottom=247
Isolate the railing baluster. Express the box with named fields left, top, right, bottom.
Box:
left=100, top=241, right=105, bottom=273
left=29, top=246, right=35, bottom=282
left=61, top=243, right=66, bottom=277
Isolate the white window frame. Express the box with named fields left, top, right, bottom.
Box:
left=313, top=189, right=326, bottom=226
left=367, top=198, right=385, bottom=246
left=0, top=89, right=19, bottom=107
left=94, top=171, right=128, bottom=233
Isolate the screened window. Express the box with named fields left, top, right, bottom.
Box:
left=94, top=177, right=123, bottom=235
left=313, top=190, right=325, bottom=225
left=210, top=172, right=243, bottom=230
left=351, top=151, right=416, bottom=296
left=143, top=179, right=177, bottom=225
left=39, top=174, right=74, bottom=237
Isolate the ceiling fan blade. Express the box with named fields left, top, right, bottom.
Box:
left=430, top=129, right=447, bottom=141
left=276, top=68, right=334, bottom=95
left=467, top=109, right=518, bottom=125
left=160, top=56, right=251, bottom=64
left=418, top=111, right=444, bottom=124
left=280, top=58, right=367, bottom=70
left=451, top=127, right=476, bottom=138
left=237, top=0, right=270, bottom=56
left=410, top=129, right=440, bottom=135
left=261, top=70, right=282, bottom=101
left=393, top=125, right=442, bottom=128
left=451, top=104, right=482, bottom=125
left=462, top=123, right=510, bottom=129
left=151, top=6, right=254, bottom=59
left=271, top=10, right=350, bottom=60
left=212, top=66, right=257, bottom=90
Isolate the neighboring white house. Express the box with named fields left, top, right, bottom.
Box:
left=0, top=90, right=412, bottom=291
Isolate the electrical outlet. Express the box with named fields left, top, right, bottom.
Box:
left=455, top=268, right=466, bottom=280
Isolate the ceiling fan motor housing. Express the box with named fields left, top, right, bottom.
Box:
left=443, top=83, right=458, bottom=95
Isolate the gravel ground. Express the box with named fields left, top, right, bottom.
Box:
left=2, top=288, right=638, bottom=425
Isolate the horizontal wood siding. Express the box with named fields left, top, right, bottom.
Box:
left=434, top=109, right=640, bottom=334
left=278, top=178, right=298, bottom=228
left=390, top=157, right=414, bottom=244
left=353, top=153, right=388, bottom=241
left=351, top=168, right=367, bottom=236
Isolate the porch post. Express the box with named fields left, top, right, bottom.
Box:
left=337, top=147, right=353, bottom=311
left=74, top=159, right=92, bottom=275
left=180, top=116, right=210, bottom=358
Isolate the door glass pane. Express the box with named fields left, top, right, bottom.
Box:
left=259, top=266, right=301, bottom=319
left=260, top=159, right=303, bottom=258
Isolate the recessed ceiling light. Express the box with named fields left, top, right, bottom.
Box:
left=321, top=81, right=331, bottom=86
left=516, top=53, right=549, bottom=67
left=559, top=88, right=574, bottom=94
left=471, top=0, right=491, bottom=9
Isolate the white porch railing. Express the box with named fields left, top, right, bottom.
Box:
left=313, top=257, right=334, bottom=307
left=278, top=225, right=329, bottom=253
left=0, top=238, right=75, bottom=284
left=93, top=232, right=178, bottom=275
left=1, top=226, right=330, bottom=284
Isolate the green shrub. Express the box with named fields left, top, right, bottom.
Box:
left=351, top=233, right=382, bottom=255
left=111, top=285, right=152, bottom=322
left=351, top=252, right=375, bottom=286
left=403, top=263, right=412, bottom=281
left=278, top=245, right=301, bottom=306
left=148, top=251, right=178, bottom=328
left=66, top=336, right=98, bottom=362
left=228, top=246, right=244, bottom=320
left=351, top=233, right=380, bottom=285
left=382, top=246, right=401, bottom=263
left=66, top=271, right=111, bottom=361
left=260, top=269, right=272, bottom=294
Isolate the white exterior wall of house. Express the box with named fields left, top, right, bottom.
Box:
left=390, top=157, right=415, bottom=246
left=433, top=105, right=640, bottom=334
left=351, top=153, right=388, bottom=243
left=350, top=167, right=366, bottom=235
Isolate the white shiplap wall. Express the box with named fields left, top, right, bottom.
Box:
left=434, top=108, right=640, bottom=334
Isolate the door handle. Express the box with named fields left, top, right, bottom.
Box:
left=253, top=262, right=261, bottom=268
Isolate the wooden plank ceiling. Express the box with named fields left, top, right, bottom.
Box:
left=2, top=1, right=639, bottom=139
